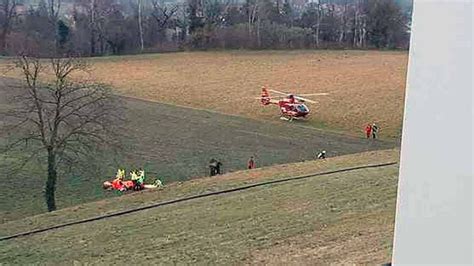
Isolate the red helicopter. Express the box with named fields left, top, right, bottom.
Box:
left=259, top=87, right=328, bottom=121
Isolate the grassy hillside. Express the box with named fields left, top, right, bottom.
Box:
left=90, top=50, right=408, bottom=139
left=0, top=149, right=400, bottom=265
left=0, top=79, right=396, bottom=223
left=0, top=50, right=408, bottom=139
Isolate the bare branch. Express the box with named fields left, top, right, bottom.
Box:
left=152, top=0, right=179, bottom=29
left=2, top=147, right=44, bottom=176
left=2, top=56, right=124, bottom=211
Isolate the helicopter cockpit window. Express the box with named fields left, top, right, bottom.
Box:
left=297, top=105, right=308, bottom=112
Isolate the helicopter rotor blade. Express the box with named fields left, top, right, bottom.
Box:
left=298, top=93, right=329, bottom=96
left=270, top=89, right=328, bottom=97
left=267, top=89, right=325, bottom=103
left=268, top=89, right=290, bottom=96
left=294, top=96, right=317, bottom=103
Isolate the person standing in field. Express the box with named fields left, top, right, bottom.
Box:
left=247, top=156, right=256, bottom=169
left=261, top=86, right=270, bottom=105
left=372, top=123, right=379, bottom=139
left=365, top=123, right=372, bottom=139
left=133, top=168, right=146, bottom=191
left=216, top=160, right=222, bottom=175
left=209, top=158, right=218, bottom=176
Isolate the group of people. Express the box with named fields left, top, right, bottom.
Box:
left=103, top=168, right=162, bottom=192
left=206, top=124, right=380, bottom=178
left=209, top=156, right=257, bottom=177
left=209, top=158, right=223, bottom=176
left=103, top=123, right=381, bottom=192
left=365, top=123, right=379, bottom=139
left=209, top=151, right=329, bottom=177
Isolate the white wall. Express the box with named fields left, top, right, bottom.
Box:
left=392, top=0, right=473, bottom=264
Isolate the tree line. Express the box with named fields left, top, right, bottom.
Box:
left=0, top=0, right=412, bottom=56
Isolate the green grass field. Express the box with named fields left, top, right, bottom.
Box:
left=0, top=149, right=399, bottom=264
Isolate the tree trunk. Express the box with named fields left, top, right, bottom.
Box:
left=353, top=4, right=358, bottom=47
left=249, top=4, right=257, bottom=44
left=0, top=31, right=7, bottom=55
left=248, top=16, right=252, bottom=39
left=48, top=0, right=60, bottom=54
left=256, top=17, right=261, bottom=48
left=45, top=147, right=57, bottom=212
left=338, top=30, right=344, bottom=45
left=90, top=30, right=96, bottom=55
left=315, top=3, right=321, bottom=48
left=90, top=0, right=96, bottom=56
left=338, top=2, right=347, bottom=45
left=360, top=19, right=367, bottom=48
left=138, top=0, right=144, bottom=52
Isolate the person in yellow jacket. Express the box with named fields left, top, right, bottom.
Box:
left=116, top=169, right=125, bottom=179
left=104, top=168, right=163, bottom=191
left=130, top=168, right=146, bottom=190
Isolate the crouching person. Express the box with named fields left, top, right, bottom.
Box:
left=131, top=169, right=145, bottom=191
left=317, top=150, right=326, bottom=159
left=131, top=169, right=162, bottom=190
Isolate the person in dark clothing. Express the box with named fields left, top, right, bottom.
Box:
left=372, top=123, right=379, bottom=139
left=317, top=150, right=326, bottom=159
left=209, top=159, right=223, bottom=176
left=216, top=160, right=222, bottom=175
left=209, top=158, right=218, bottom=176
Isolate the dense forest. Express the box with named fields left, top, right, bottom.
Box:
left=0, top=0, right=412, bottom=57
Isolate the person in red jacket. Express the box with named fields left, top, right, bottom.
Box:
left=103, top=175, right=162, bottom=191
left=261, top=86, right=271, bottom=105
left=103, top=177, right=125, bottom=191
left=247, top=156, right=256, bottom=169
left=365, top=124, right=372, bottom=139
left=103, top=169, right=128, bottom=191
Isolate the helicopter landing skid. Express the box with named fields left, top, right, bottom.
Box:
left=280, top=116, right=294, bottom=122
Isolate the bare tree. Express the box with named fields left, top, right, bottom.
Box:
left=151, top=0, right=178, bottom=36
left=246, top=0, right=259, bottom=42
left=301, top=1, right=324, bottom=48
left=338, top=0, right=349, bottom=45
left=74, top=0, right=122, bottom=55
left=48, top=0, right=62, bottom=50
left=1, top=56, right=123, bottom=211
left=150, top=0, right=179, bottom=47
left=353, top=0, right=367, bottom=48
left=0, top=0, right=18, bottom=55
